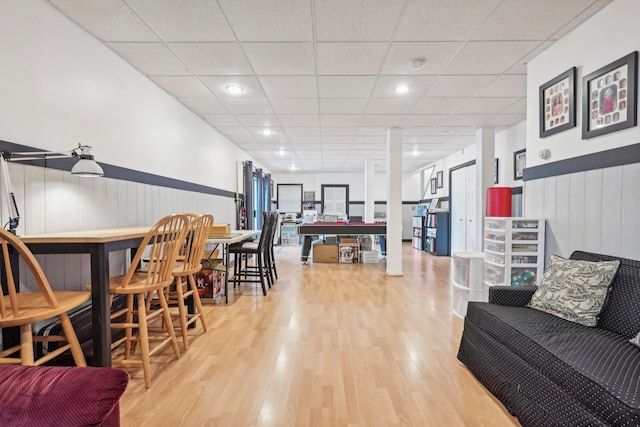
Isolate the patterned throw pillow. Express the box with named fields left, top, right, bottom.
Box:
left=528, top=255, right=620, bottom=326
left=631, top=332, right=640, bottom=348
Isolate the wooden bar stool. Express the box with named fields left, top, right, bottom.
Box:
left=108, top=214, right=188, bottom=389
left=0, top=228, right=90, bottom=366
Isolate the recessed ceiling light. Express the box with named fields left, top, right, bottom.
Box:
left=394, top=85, right=410, bottom=94
left=290, top=164, right=296, bottom=171
left=261, top=129, right=273, bottom=136
left=410, top=58, right=426, bottom=70
left=225, top=84, right=244, bottom=94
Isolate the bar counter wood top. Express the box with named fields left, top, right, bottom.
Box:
left=19, top=226, right=151, bottom=244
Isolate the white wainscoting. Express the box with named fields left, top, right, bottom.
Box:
left=3, top=162, right=235, bottom=292
left=524, top=162, right=640, bottom=264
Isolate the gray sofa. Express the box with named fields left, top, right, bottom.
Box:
left=457, top=251, right=640, bottom=426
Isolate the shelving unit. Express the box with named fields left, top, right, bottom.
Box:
left=425, top=211, right=449, bottom=256
left=451, top=252, right=485, bottom=318
left=483, top=217, right=545, bottom=297
left=412, top=215, right=425, bottom=250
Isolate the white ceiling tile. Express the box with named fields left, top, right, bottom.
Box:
left=202, top=115, right=242, bottom=126
left=505, top=41, right=554, bottom=75
left=148, top=76, right=212, bottom=98
left=316, top=43, right=388, bottom=75
left=225, top=135, right=257, bottom=145
left=371, top=76, right=437, bottom=98
left=473, top=0, right=600, bottom=40
left=219, top=98, right=275, bottom=115
left=247, top=126, right=287, bottom=138
left=318, top=76, right=377, bottom=98
left=366, top=98, right=418, bottom=114
left=170, top=43, right=253, bottom=75
left=49, top=0, right=158, bottom=42
left=475, top=75, right=527, bottom=97
left=315, top=0, right=405, bottom=41
left=551, top=0, right=612, bottom=40
left=319, top=99, right=368, bottom=115
left=444, top=41, right=542, bottom=75
left=358, top=115, right=403, bottom=127
left=411, top=97, right=468, bottom=114
left=235, top=115, right=281, bottom=126
left=454, top=98, right=521, bottom=115
left=382, top=42, right=464, bottom=75
left=107, top=43, right=188, bottom=74
left=426, top=75, right=498, bottom=97
left=243, top=43, right=315, bottom=75
left=270, top=99, right=319, bottom=115
left=441, top=114, right=491, bottom=126
left=125, top=0, right=234, bottom=41
left=352, top=136, right=386, bottom=145
left=289, top=136, right=323, bottom=145
left=320, top=127, right=357, bottom=136
left=278, top=115, right=320, bottom=126
left=395, top=0, right=502, bottom=41
left=179, top=98, right=229, bottom=114
left=500, top=98, right=527, bottom=114
left=479, top=114, right=526, bottom=128
left=400, top=115, right=448, bottom=126
left=216, top=127, right=252, bottom=136
left=320, top=115, right=363, bottom=126
left=200, top=76, right=265, bottom=98
left=259, top=76, right=318, bottom=98
left=356, top=127, right=388, bottom=135
left=217, top=0, right=312, bottom=41
left=284, top=127, right=322, bottom=136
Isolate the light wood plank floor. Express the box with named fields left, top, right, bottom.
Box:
left=119, top=243, right=520, bottom=427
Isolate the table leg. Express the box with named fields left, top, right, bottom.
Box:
left=224, top=242, right=230, bottom=304
left=300, top=235, right=312, bottom=263
left=90, top=245, right=112, bottom=367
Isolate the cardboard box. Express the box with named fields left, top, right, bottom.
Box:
left=208, top=223, right=231, bottom=236
left=312, top=242, right=339, bottom=263
left=196, top=259, right=225, bottom=299
left=339, top=243, right=360, bottom=263
left=340, top=237, right=358, bottom=243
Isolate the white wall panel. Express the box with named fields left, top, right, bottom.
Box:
left=554, top=174, right=571, bottom=258
left=583, top=169, right=603, bottom=254
left=621, top=163, right=640, bottom=260
left=601, top=167, right=623, bottom=256
left=542, top=177, right=559, bottom=257
left=567, top=172, right=586, bottom=254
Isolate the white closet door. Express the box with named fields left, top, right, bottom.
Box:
left=323, top=186, right=347, bottom=216
left=450, top=167, right=467, bottom=254
left=465, top=164, right=477, bottom=252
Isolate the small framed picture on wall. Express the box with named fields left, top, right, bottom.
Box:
left=436, top=170, right=443, bottom=188
left=539, top=67, right=576, bottom=138
left=430, top=178, right=437, bottom=194
left=514, top=149, right=526, bottom=180
left=582, top=51, right=638, bottom=139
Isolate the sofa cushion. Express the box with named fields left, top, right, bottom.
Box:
left=528, top=255, right=620, bottom=326
left=0, top=365, right=129, bottom=426
left=632, top=332, right=640, bottom=348
left=570, top=251, right=640, bottom=338
left=466, top=302, right=640, bottom=424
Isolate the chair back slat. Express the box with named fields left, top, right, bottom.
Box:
left=120, top=214, right=189, bottom=289
left=0, top=229, right=59, bottom=320
left=180, top=214, right=215, bottom=274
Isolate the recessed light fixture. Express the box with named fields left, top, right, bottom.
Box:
left=225, top=84, right=244, bottom=94
left=261, top=129, right=273, bottom=136
left=290, top=164, right=296, bottom=171
left=278, top=148, right=286, bottom=156
left=410, top=58, right=426, bottom=70
left=394, top=84, right=410, bottom=94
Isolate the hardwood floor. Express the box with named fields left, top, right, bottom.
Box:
left=119, top=243, right=520, bottom=427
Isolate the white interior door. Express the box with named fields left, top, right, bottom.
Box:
left=450, top=168, right=467, bottom=254
left=465, top=164, right=477, bottom=252
left=323, top=186, right=347, bottom=216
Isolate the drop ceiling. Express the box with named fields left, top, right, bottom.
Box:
left=47, top=0, right=611, bottom=173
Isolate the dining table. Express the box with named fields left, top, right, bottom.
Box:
left=17, top=226, right=150, bottom=367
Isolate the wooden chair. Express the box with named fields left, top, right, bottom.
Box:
left=0, top=228, right=90, bottom=366
left=108, top=214, right=189, bottom=389
left=164, top=213, right=214, bottom=351
left=229, top=213, right=274, bottom=296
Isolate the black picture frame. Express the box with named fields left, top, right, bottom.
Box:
left=436, top=170, right=443, bottom=188
left=494, top=158, right=499, bottom=184
left=430, top=178, right=436, bottom=194
left=514, top=149, right=526, bottom=180
left=582, top=51, right=638, bottom=139
left=539, top=67, right=576, bottom=138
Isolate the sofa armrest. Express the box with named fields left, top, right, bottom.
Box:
left=488, top=286, right=537, bottom=306
left=0, top=365, right=129, bottom=427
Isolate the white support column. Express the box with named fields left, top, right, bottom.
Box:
left=386, top=127, right=403, bottom=276
left=475, top=128, right=495, bottom=251
left=364, top=159, right=376, bottom=223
